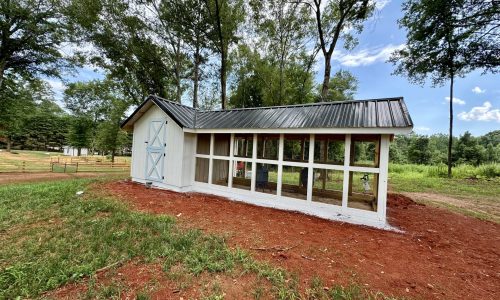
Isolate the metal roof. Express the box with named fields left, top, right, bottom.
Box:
left=121, top=95, right=413, bottom=130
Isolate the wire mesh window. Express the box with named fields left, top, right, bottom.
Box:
left=283, top=134, right=310, bottom=162
left=195, top=157, right=209, bottom=183
left=351, top=135, right=380, bottom=167
left=257, top=134, right=279, bottom=160
left=312, top=169, right=343, bottom=206
left=212, top=159, right=229, bottom=187
left=314, top=135, right=345, bottom=165
left=233, top=134, right=253, bottom=158
left=196, top=134, right=211, bottom=155
left=281, top=165, right=308, bottom=200
left=213, top=134, right=230, bottom=156
left=347, top=171, right=378, bottom=212
left=255, top=163, right=278, bottom=195
left=232, top=160, right=252, bottom=191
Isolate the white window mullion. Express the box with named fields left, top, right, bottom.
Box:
left=208, top=133, right=214, bottom=184
left=377, top=134, right=390, bottom=221
left=251, top=133, right=257, bottom=192
left=342, top=134, right=351, bottom=209
left=228, top=133, right=234, bottom=188
left=277, top=134, right=284, bottom=197
left=307, top=134, right=315, bottom=203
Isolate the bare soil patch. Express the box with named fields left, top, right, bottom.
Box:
left=0, top=172, right=108, bottom=185
left=403, top=192, right=500, bottom=223
left=96, top=180, right=500, bottom=300
left=48, top=259, right=267, bottom=299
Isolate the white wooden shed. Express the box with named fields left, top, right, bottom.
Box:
left=121, top=95, right=413, bottom=228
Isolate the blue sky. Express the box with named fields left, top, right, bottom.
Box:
left=49, top=0, right=499, bottom=136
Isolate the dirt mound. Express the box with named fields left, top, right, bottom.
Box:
left=387, top=193, right=419, bottom=209
left=75, top=180, right=499, bottom=299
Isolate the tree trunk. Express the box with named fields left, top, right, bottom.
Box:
left=447, top=74, right=454, bottom=178
left=220, top=49, right=227, bottom=109
left=175, top=39, right=182, bottom=103
left=0, top=58, right=6, bottom=91
left=214, top=0, right=227, bottom=109
left=77, top=147, right=81, bottom=156
left=6, top=137, right=12, bottom=152
left=321, top=54, right=332, bottom=100
left=193, top=44, right=200, bottom=109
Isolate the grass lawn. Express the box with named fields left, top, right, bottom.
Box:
left=0, top=178, right=393, bottom=299
left=389, top=172, right=500, bottom=222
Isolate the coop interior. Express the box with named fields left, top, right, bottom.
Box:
left=195, top=133, right=381, bottom=212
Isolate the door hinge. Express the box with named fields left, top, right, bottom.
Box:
left=165, top=121, right=168, bottom=124
left=164, top=143, right=166, bottom=147
left=163, top=153, right=165, bottom=157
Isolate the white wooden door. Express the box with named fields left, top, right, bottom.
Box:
left=145, top=120, right=166, bottom=182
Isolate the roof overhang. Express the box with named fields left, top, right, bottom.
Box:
left=182, top=127, right=413, bottom=135
left=121, top=96, right=190, bottom=130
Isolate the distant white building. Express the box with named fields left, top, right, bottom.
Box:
left=63, top=146, right=89, bottom=156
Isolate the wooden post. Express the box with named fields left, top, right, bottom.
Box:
left=64, top=162, right=67, bottom=173
left=22, top=161, right=26, bottom=173
left=76, top=162, right=79, bottom=173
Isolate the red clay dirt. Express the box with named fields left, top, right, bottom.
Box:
left=57, top=180, right=500, bottom=299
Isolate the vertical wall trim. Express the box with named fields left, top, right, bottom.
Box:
left=277, top=134, right=284, bottom=197
left=228, top=133, right=234, bottom=188
left=377, top=134, right=390, bottom=221
left=251, top=133, right=257, bottom=192
left=307, top=134, right=315, bottom=203
left=342, top=134, right=352, bottom=209
left=208, top=133, right=214, bottom=184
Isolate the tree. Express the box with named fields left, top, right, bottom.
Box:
left=205, top=0, right=245, bottom=109
left=66, top=0, right=184, bottom=102
left=390, top=0, right=500, bottom=177
left=454, top=131, right=485, bottom=166
left=408, top=136, right=432, bottom=164
left=0, top=77, right=47, bottom=151
left=63, top=80, right=109, bottom=153
left=321, top=69, right=358, bottom=101
left=0, top=0, right=69, bottom=90
left=95, top=98, right=129, bottom=162
left=67, top=116, right=93, bottom=155
left=300, top=0, right=374, bottom=100
left=250, top=0, right=314, bottom=104
left=162, top=0, right=212, bottom=108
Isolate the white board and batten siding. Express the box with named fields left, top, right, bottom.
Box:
left=131, top=105, right=191, bottom=191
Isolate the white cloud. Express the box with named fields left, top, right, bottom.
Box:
left=375, top=0, right=391, bottom=10
left=332, top=44, right=405, bottom=67
left=414, top=126, right=431, bottom=132
left=445, top=96, right=466, bottom=105
left=44, top=79, right=66, bottom=100
left=471, top=86, right=485, bottom=94
left=458, top=102, right=500, bottom=122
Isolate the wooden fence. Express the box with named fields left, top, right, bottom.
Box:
left=0, top=161, right=130, bottom=173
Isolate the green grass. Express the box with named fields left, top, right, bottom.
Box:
left=389, top=167, right=500, bottom=200
left=0, top=178, right=394, bottom=299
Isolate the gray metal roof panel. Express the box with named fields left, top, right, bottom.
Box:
left=122, top=95, right=413, bottom=130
